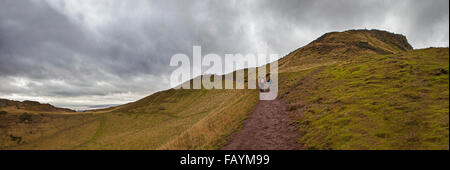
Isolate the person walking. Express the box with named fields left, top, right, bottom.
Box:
left=259, top=78, right=266, bottom=92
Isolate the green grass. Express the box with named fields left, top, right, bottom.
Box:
left=284, top=48, right=449, bottom=150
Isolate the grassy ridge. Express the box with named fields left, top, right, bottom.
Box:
left=278, top=29, right=412, bottom=71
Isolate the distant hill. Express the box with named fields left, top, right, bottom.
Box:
left=1, top=29, right=448, bottom=150
left=0, top=98, right=75, bottom=114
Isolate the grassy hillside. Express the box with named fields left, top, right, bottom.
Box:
left=282, top=48, right=449, bottom=149
left=1, top=29, right=448, bottom=150
left=0, top=113, right=98, bottom=149
left=82, top=89, right=258, bottom=150
left=1, top=88, right=258, bottom=149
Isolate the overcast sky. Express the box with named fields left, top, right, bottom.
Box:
left=0, top=0, right=448, bottom=110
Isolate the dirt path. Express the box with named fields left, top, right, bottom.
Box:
left=222, top=66, right=324, bottom=150
left=222, top=99, right=298, bottom=150
left=72, top=115, right=105, bottom=149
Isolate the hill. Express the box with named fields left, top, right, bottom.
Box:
left=0, top=29, right=448, bottom=150
left=279, top=29, right=413, bottom=72
left=0, top=98, right=75, bottom=114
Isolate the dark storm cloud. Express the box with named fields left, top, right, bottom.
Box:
left=0, top=0, right=448, bottom=108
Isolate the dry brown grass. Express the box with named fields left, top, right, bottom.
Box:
left=1, top=88, right=258, bottom=149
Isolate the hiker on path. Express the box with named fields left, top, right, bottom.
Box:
left=259, top=77, right=271, bottom=92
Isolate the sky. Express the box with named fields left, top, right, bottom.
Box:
left=0, top=0, right=448, bottom=110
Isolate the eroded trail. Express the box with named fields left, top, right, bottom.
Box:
left=223, top=67, right=325, bottom=150
left=222, top=98, right=299, bottom=150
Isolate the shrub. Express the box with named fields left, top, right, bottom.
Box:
left=19, top=112, right=32, bottom=123
left=9, top=135, right=22, bottom=144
